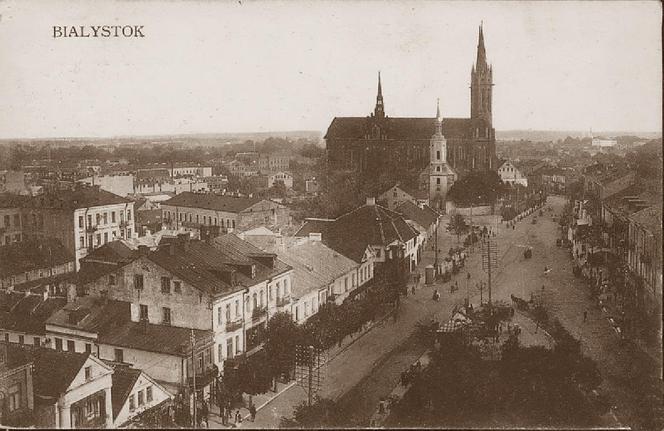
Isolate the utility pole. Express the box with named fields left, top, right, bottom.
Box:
left=308, top=345, right=314, bottom=407
left=487, top=240, right=492, bottom=305
left=190, top=329, right=197, bottom=429
left=434, top=220, right=439, bottom=275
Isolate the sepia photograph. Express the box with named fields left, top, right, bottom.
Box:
left=0, top=0, right=661, bottom=429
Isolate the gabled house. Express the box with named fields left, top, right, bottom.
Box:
left=378, top=183, right=429, bottom=211
left=296, top=197, right=419, bottom=275
left=497, top=160, right=528, bottom=187
left=110, top=366, right=172, bottom=428
left=0, top=342, right=35, bottom=427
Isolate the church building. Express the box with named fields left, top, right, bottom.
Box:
left=325, top=24, right=497, bottom=185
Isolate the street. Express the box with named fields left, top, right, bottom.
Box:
left=212, top=195, right=653, bottom=429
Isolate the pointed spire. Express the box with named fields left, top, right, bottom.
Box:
left=436, top=98, right=441, bottom=120
left=476, top=22, right=487, bottom=71
left=374, top=71, right=385, bottom=119
left=377, top=71, right=383, bottom=99
left=435, top=98, right=443, bottom=135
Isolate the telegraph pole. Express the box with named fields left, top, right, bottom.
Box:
left=487, top=241, right=492, bottom=305
left=190, top=329, right=197, bottom=429
left=434, top=221, right=439, bottom=275
left=308, top=345, right=314, bottom=407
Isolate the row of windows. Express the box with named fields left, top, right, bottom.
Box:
left=3, top=233, right=22, bottom=245
left=165, top=210, right=237, bottom=229
left=128, top=386, right=154, bottom=411
left=217, top=279, right=291, bottom=325
left=79, top=228, right=132, bottom=249
left=219, top=335, right=242, bottom=361
left=78, top=210, right=132, bottom=229
left=138, top=303, right=172, bottom=325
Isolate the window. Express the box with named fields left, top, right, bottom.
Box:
left=79, top=215, right=84, bottom=228
left=198, top=353, right=204, bottom=370
left=4, top=333, right=8, bottom=342
left=252, top=293, right=257, bottom=309
left=115, top=348, right=124, bottom=363
left=140, top=304, right=148, bottom=321
left=95, top=233, right=101, bottom=245
left=85, top=343, right=92, bottom=353
left=103, top=232, right=108, bottom=244
left=225, top=304, right=231, bottom=322
left=85, top=366, right=92, bottom=381
left=269, top=286, right=274, bottom=301
left=134, top=274, right=144, bottom=290
left=129, top=395, right=136, bottom=411
left=67, top=340, right=75, bottom=352
left=436, top=150, right=441, bottom=160
left=173, top=281, right=181, bottom=293
left=161, top=277, right=171, bottom=294
left=436, top=178, right=441, bottom=185
left=80, top=236, right=85, bottom=248
left=127, top=210, right=132, bottom=221
left=162, top=307, right=171, bottom=325
left=109, top=274, right=116, bottom=285
left=146, top=386, right=153, bottom=402
left=111, top=211, right=116, bottom=223
left=138, top=390, right=144, bottom=406
left=55, top=337, right=63, bottom=350
left=3, top=215, right=10, bottom=227
left=33, top=337, right=40, bottom=346
left=344, top=277, right=348, bottom=292
left=8, top=385, right=20, bottom=412
left=96, top=214, right=101, bottom=225
left=18, top=335, right=24, bottom=344
left=235, top=335, right=240, bottom=353
left=127, top=228, right=132, bottom=237
left=103, top=213, right=108, bottom=225
left=226, top=338, right=233, bottom=358
left=284, top=278, right=289, bottom=294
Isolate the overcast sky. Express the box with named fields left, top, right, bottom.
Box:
left=0, top=0, right=660, bottom=139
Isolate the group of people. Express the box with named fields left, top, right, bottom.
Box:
left=400, top=360, right=423, bottom=387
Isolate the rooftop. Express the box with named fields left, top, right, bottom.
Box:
left=46, top=296, right=131, bottom=334
left=100, top=320, right=213, bottom=357
left=163, top=192, right=262, bottom=212
left=325, top=116, right=475, bottom=140
left=111, top=367, right=142, bottom=419
left=0, top=238, right=74, bottom=278
left=395, top=201, right=439, bottom=230
left=25, top=186, right=131, bottom=210
left=0, top=292, right=67, bottom=335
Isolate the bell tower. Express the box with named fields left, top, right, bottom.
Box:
left=374, top=71, right=385, bottom=119
left=429, top=99, right=457, bottom=210
left=470, top=23, right=493, bottom=125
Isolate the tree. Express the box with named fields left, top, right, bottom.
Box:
left=264, top=312, right=302, bottom=387
left=447, top=214, right=469, bottom=245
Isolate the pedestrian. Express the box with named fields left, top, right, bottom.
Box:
left=411, top=285, right=416, bottom=295
left=235, top=410, right=242, bottom=425
left=583, top=310, right=588, bottom=322
left=249, top=403, right=256, bottom=422
left=201, top=400, right=209, bottom=428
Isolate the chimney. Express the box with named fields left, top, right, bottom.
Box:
left=137, top=245, right=150, bottom=256
left=366, top=197, right=376, bottom=206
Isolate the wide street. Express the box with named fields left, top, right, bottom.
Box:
left=213, top=195, right=654, bottom=429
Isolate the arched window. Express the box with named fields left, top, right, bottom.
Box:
left=253, top=293, right=257, bottom=309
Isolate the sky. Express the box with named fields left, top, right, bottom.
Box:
left=0, top=0, right=661, bottom=139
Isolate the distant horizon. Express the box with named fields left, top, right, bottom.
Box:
left=0, top=128, right=661, bottom=144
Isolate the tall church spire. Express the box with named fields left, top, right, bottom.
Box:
left=476, top=22, right=488, bottom=71
left=374, top=71, right=385, bottom=119
left=435, top=98, right=443, bottom=135
left=471, top=22, right=492, bottom=124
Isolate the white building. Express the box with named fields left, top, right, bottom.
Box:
left=497, top=160, right=528, bottom=187
left=267, top=172, right=293, bottom=189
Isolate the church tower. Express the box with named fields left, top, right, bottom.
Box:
left=470, top=23, right=493, bottom=124
left=374, top=71, right=385, bottom=119
left=429, top=99, right=457, bottom=210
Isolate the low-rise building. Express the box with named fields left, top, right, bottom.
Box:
left=497, top=160, right=528, bottom=187
left=378, top=183, right=429, bottom=211
left=161, top=192, right=290, bottom=234
left=79, top=174, right=135, bottom=198
left=0, top=238, right=75, bottom=290
left=258, top=154, right=290, bottom=174
left=267, top=172, right=293, bottom=189
left=0, top=342, right=35, bottom=427
left=110, top=366, right=172, bottom=428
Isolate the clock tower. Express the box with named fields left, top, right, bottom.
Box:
left=429, top=99, right=457, bottom=210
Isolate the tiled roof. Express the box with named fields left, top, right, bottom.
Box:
left=294, top=219, right=333, bottom=237
left=211, top=234, right=292, bottom=283
left=162, top=192, right=262, bottom=213
left=630, top=206, right=662, bottom=233
left=302, top=203, right=418, bottom=263
left=111, top=367, right=142, bottom=419
left=46, top=297, right=131, bottom=334
left=395, top=201, right=439, bottom=230
left=0, top=238, right=74, bottom=278
left=27, top=345, right=91, bottom=398
left=25, top=187, right=131, bottom=209
left=81, top=241, right=137, bottom=265
left=99, top=321, right=213, bottom=357
left=324, top=117, right=473, bottom=140
left=246, top=237, right=358, bottom=299
left=2, top=342, right=33, bottom=369
left=136, top=209, right=162, bottom=225
left=0, top=193, right=30, bottom=208
left=0, top=293, right=66, bottom=335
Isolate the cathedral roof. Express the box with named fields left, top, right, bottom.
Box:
left=325, top=117, right=474, bottom=140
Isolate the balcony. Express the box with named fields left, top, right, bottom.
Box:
left=85, top=225, right=98, bottom=233
left=119, top=220, right=130, bottom=228
left=187, top=365, right=219, bottom=389
left=276, top=296, right=291, bottom=308
left=225, top=319, right=243, bottom=332
left=252, top=306, right=267, bottom=321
